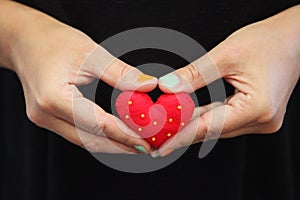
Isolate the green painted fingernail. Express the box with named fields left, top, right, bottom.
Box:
left=134, top=145, right=147, bottom=153
left=160, top=73, right=179, bottom=88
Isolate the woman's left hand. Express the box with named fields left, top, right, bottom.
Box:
left=155, top=5, right=300, bottom=157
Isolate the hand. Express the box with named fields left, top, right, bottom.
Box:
left=1, top=1, right=157, bottom=153
left=156, top=5, right=300, bottom=156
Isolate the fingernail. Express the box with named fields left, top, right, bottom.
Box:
left=134, top=145, right=147, bottom=153
left=159, top=74, right=179, bottom=88
left=160, top=149, right=174, bottom=157
left=151, top=150, right=160, bottom=158
left=137, top=74, right=156, bottom=83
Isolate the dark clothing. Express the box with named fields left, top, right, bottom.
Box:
left=1, top=1, right=300, bottom=199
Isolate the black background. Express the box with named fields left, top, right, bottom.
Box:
left=0, top=0, right=300, bottom=200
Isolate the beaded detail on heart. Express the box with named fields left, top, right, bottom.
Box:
left=123, top=102, right=185, bottom=138
left=115, top=91, right=195, bottom=148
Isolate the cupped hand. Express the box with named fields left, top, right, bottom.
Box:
left=8, top=3, right=157, bottom=153
left=156, top=5, right=300, bottom=156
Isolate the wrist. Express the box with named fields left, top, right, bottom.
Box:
left=0, top=1, right=64, bottom=72
left=266, top=5, right=300, bottom=78
left=0, top=1, right=40, bottom=70
left=286, top=5, right=300, bottom=79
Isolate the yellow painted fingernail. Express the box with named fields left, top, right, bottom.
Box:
left=137, top=74, right=155, bottom=82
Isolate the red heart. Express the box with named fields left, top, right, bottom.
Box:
left=115, top=91, right=195, bottom=148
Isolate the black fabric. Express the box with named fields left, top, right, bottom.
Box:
left=1, top=0, right=300, bottom=199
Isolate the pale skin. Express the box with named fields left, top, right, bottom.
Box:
left=156, top=5, right=300, bottom=156
left=0, top=0, right=157, bottom=153
left=0, top=0, right=299, bottom=156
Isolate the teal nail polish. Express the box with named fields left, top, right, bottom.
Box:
left=134, top=145, right=147, bottom=153
left=160, top=74, right=179, bottom=88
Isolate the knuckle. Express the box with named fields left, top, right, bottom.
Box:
left=195, top=131, right=206, bottom=143
left=83, top=140, right=100, bottom=153
left=113, top=60, right=131, bottom=78
left=91, top=122, right=105, bottom=135
left=26, top=108, right=46, bottom=127
left=250, top=96, right=286, bottom=134
left=120, top=134, right=131, bottom=145
left=268, top=120, right=283, bottom=133
left=225, top=43, right=241, bottom=62
left=256, top=104, right=277, bottom=124
left=256, top=105, right=287, bottom=134
left=196, top=118, right=210, bottom=139
left=261, top=114, right=285, bottom=134
left=36, top=90, right=58, bottom=113
left=216, top=41, right=242, bottom=70
left=181, top=64, right=201, bottom=82
left=97, top=115, right=110, bottom=136
left=201, top=121, right=209, bottom=136
left=102, top=115, right=133, bottom=145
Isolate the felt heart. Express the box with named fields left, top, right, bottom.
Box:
left=115, top=91, right=195, bottom=148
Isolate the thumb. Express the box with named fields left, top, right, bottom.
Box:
left=82, top=45, right=158, bottom=92
left=102, top=59, right=158, bottom=92
left=158, top=52, right=223, bottom=93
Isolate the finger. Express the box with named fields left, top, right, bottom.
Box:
left=191, top=101, right=225, bottom=121
left=220, top=126, right=255, bottom=139
left=151, top=102, right=224, bottom=157
left=220, top=110, right=283, bottom=138
left=44, top=116, right=138, bottom=154
left=158, top=53, right=223, bottom=93
left=199, top=92, right=255, bottom=138
left=156, top=92, right=255, bottom=156
left=50, top=86, right=152, bottom=153
left=102, top=113, right=152, bottom=153
left=80, top=45, right=158, bottom=92
left=152, top=118, right=200, bottom=157
left=155, top=123, right=255, bottom=158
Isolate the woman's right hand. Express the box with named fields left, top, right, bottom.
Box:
left=0, top=1, right=157, bottom=153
